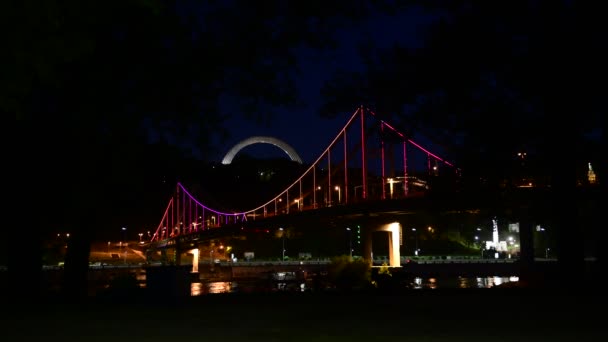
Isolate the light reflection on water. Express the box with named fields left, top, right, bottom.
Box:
left=413, top=276, right=519, bottom=289
left=191, top=281, right=234, bottom=295
left=193, top=276, right=519, bottom=296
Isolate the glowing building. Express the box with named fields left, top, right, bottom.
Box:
left=588, top=162, right=597, bottom=184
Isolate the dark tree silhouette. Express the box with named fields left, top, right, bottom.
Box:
left=319, top=1, right=606, bottom=285
left=4, top=0, right=402, bottom=299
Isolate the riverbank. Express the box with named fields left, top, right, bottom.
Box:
left=2, top=287, right=605, bottom=341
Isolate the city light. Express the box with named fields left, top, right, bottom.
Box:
left=346, top=227, right=352, bottom=258
left=334, top=186, right=341, bottom=203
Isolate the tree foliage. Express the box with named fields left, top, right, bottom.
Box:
left=320, top=1, right=605, bottom=183
left=320, top=1, right=605, bottom=281
left=327, top=255, right=372, bottom=291
left=4, top=0, right=401, bottom=297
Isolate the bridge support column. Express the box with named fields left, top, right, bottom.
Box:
left=190, top=248, right=199, bottom=273
left=160, top=249, right=168, bottom=264
left=387, top=225, right=400, bottom=267
left=363, top=222, right=402, bottom=267
left=172, top=247, right=182, bottom=266
left=145, top=249, right=155, bottom=263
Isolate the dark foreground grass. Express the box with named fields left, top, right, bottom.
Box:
left=1, top=288, right=606, bottom=342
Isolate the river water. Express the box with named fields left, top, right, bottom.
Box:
left=190, top=276, right=520, bottom=296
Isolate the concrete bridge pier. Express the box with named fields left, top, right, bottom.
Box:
left=145, top=249, right=155, bottom=263
left=175, top=242, right=201, bottom=272
left=189, top=248, right=199, bottom=273
left=172, top=247, right=182, bottom=265
left=160, top=249, right=168, bottom=264
left=363, top=222, right=402, bottom=267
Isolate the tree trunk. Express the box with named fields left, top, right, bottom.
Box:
left=517, top=216, right=535, bottom=286
left=9, top=121, right=45, bottom=301
left=594, top=140, right=606, bottom=282
left=60, top=143, right=106, bottom=300
left=62, top=227, right=92, bottom=299
left=551, top=154, right=585, bottom=290
left=6, top=231, right=43, bottom=300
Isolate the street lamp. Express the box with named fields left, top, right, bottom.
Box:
left=354, top=185, right=362, bottom=200
left=279, top=227, right=285, bottom=261
left=138, top=232, right=143, bottom=243
left=412, top=228, right=418, bottom=256
left=537, top=226, right=548, bottom=259
left=121, top=227, right=127, bottom=249
left=335, top=186, right=341, bottom=204
left=121, top=227, right=127, bottom=264
left=346, top=227, right=352, bottom=258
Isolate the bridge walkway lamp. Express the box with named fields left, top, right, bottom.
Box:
left=412, top=228, right=418, bottom=256
left=335, top=186, right=341, bottom=204
left=354, top=185, right=362, bottom=201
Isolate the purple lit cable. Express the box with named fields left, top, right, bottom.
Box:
left=172, top=106, right=457, bottom=222
left=367, top=108, right=455, bottom=167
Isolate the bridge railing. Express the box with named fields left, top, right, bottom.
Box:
left=219, top=260, right=331, bottom=266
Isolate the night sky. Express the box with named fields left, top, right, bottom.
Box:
left=212, top=6, right=446, bottom=164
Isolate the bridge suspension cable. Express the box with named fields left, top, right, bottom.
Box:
left=151, top=105, right=459, bottom=242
